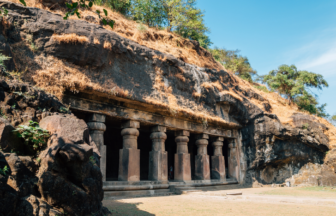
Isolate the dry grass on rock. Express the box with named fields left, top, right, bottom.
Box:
left=51, top=33, right=88, bottom=44
left=10, top=0, right=222, bottom=71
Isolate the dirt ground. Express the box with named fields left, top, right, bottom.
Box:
left=103, top=186, right=336, bottom=216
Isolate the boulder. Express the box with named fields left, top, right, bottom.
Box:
left=40, top=115, right=90, bottom=145
left=40, top=0, right=66, bottom=8
left=0, top=175, right=18, bottom=216
left=40, top=115, right=100, bottom=156
left=15, top=195, right=63, bottom=216
left=4, top=153, right=38, bottom=197
left=37, top=142, right=104, bottom=216
left=0, top=118, right=25, bottom=153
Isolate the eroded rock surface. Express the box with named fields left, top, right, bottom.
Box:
left=0, top=79, right=110, bottom=215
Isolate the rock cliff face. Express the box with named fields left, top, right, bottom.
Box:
left=0, top=3, right=335, bottom=214
left=0, top=79, right=111, bottom=216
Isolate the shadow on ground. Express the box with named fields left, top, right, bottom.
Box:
left=103, top=200, right=155, bottom=216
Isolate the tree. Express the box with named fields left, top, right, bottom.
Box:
left=209, top=48, right=256, bottom=82
left=166, top=0, right=211, bottom=48
left=130, top=0, right=211, bottom=48
left=95, top=0, right=131, bottom=14
left=130, top=0, right=166, bottom=27
left=331, top=115, right=336, bottom=126
left=262, top=64, right=328, bottom=105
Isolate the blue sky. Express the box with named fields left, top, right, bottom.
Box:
left=197, top=0, right=336, bottom=115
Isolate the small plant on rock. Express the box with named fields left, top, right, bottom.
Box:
left=13, top=121, right=50, bottom=156
left=0, top=165, right=9, bottom=176
left=59, top=106, right=70, bottom=113
left=89, top=156, right=96, bottom=166
left=302, top=123, right=310, bottom=130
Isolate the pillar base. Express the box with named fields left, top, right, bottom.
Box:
left=174, top=153, right=191, bottom=181
left=149, top=151, right=168, bottom=181
left=195, top=155, right=210, bottom=180
left=118, top=148, right=140, bottom=181
left=211, top=155, right=226, bottom=180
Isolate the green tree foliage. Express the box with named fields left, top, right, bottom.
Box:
left=129, top=0, right=211, bottom=48
left=331, top=115, right=336, bottom=126
left=209, top=47, right=256, bottom=82
left=95, top=0, right=131, bottom=14
left=130, top=0, right=166, bottom=27
left=262, top=64, right=328, bottom=105
left=262, top=64, right=329, bottom=116
left=160, top=0, right=211, bottom=48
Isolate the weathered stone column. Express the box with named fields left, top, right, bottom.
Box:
left=87, top=114, right=107, bottom=181
left=148, top=126, right=168, bottom=181
left=195, top=134, right=210, bottom=180
left=118, top=120, right=140, bottom=181
left=211, top=137, right=226, bottom=180
left=228, top=139, right=238, bottom=180
left=174, top=130, right=191, bottom=181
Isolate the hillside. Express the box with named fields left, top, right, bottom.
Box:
left=5, top=0, right=335, bottom=148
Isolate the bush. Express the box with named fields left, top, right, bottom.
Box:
left=302, top=123, right=309, bottom=130
left=13, top=121, right=50, bottom=156
left=0, top=165, right=9, bottom=176
left=253, top=85, right=269, bottom=93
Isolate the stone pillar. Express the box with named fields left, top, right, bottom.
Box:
left=148, top=126, right=168, bottom=181
left=174, top=130, right=191, bottom=181
left=211, top=137, right=226, bottom=180
left=195, top=134, right=210, bottom=180
left=228, top=139, right=238, bottom=180
left=87, top=114, right=106, bottom=181
left=118, top=120, right=140, bottom=181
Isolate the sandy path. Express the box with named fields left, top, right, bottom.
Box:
left=103, top=187, right=336, bottom=216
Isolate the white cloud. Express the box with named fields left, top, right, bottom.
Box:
left=286, top=29, right=336, bottom=78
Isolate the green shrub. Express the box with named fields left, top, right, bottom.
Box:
left=302, top=123, right=309, bottom=130
left=13, top=121, right=50, bottom=156
left=253, top=85, right=269, bottom=93
left=0, top=165, right=9, bottom=176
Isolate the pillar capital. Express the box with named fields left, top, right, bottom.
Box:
left=214, top=136, right=224, bottom=142
left=151, top=125, right=166, bottom=132
left=121, top=120, right=140, bottom=129
left=195, top=133, right=209, bottom=140
left=175, top=130, right=190, bottom=137
left=87, top=122, right=106, bottom=131
left=87, top=113, right=106, bottom=123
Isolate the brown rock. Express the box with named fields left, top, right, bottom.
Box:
left=37, top=142, right=104, bottom=215
left=15, top=195, right=63, bottom=216
left=0, top=118, right=25, bottom=153
left=40, top=115, right=90, bottom=145
left=0, top=176, right=18, bottom=216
